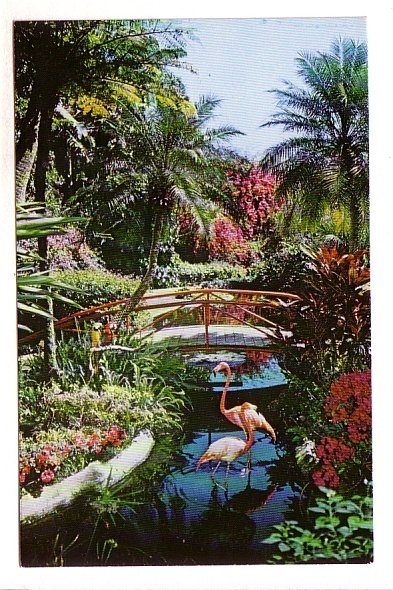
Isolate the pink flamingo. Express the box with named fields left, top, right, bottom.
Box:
left=213, top=361, right=276, bottom=442
left=196, top=408, right=255, bottom=484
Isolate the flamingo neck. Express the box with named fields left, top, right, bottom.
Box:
left=219, top=366, right=232, bottom=414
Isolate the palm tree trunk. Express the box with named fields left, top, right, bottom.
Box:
left=16, top=81, right=41, bottom=203
left=15, top=133, right=38, bottom=203
left=122, top=210, right=166, bottom=318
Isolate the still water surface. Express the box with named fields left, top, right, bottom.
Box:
left=111, top=352, right=302, bottom=565
left=22, top=352, right=304, bottom=566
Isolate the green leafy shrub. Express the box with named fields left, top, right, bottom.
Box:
left=36, top=376, right=187, bottom=436
left=230, top=239, right=308, bottom=293
left=264, top=486, right=373, bottom=563
left=54, top=334, right=195, bottom=393
left=53, top=269, right=139, bottom=317
left=153, top=258, right=248, bottom=288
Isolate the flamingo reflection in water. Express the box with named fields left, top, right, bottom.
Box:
left=213, top=362, right=276, bottom=443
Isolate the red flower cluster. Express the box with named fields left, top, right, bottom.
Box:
left=325, top=371, right=371, bottom=443
left=19, top=442, right=71, bottom=485
left=312, top=464, right=340, bottom=489
left=312, top=371, right=371, bottom=489
left=20, top=425, right=128, bottom=488
left=41, top=469, right=55, bottom=484
left=101, top=425, right=127, bottom=448
left=312, top=436, right=354, bottom=488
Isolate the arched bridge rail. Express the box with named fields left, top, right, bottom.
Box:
left=19, top=287, right=301, bottom=350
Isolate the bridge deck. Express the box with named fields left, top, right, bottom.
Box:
left=144, top=324, right=288, bottom=350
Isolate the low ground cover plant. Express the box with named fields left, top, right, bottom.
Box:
left=264, top=485, right=372, bottom=563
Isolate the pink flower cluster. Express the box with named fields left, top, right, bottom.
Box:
left=226, top=167, right=282, bottom=237
left=47, top=227, right=103, bottom=271
left=19, top=442, right=72, bottom=485
left=177, top=166, right=282, bottom=262
left=209, top=217, right=250, bottom=263
left=20, top=425, right=128, bottom=487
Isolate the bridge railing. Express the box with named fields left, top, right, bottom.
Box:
left=133, top=288, right=301, bottom=348
left=18, top=287, right=301, bottom=347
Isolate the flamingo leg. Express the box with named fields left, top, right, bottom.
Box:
left=211, top=461, right=221, bottom=476
left=247, top=449, right=251, bottom=472
left=222, top=462, right=231, bottom=490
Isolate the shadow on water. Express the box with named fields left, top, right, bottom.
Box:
left=21, top=351, right=307, bottom=566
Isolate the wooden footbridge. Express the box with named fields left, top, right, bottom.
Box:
left=19, top=287, right=301, bottom=352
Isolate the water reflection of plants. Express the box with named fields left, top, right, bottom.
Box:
left=155, top=468, right=282, bottom=564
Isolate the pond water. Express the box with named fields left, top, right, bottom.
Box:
left=21, top=351, right=304, bottom=567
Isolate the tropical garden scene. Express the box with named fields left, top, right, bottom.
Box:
left=15, top=18, right=371, bottom=567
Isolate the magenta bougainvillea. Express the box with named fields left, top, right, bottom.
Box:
left=312, top=371, right=371, bottom=489
left=225, top=166, right=282, bottom=238
left=177, top=166, right=282, bottom=264
left=209, top=216, right=250, bottom=263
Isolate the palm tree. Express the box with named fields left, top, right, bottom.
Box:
left=14, top=19, right=190, bottom=374
left=260, top=38, right=368, bottom=250
left=83, top=95, right=242, bottom=315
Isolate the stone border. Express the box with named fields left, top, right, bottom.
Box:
left=20, top=430, right=155, bottom=523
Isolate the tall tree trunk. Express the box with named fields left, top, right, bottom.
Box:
left=34, top=91, right=59, bottom=379
left=15, top=81, right=41, bottom=203
left=120, top=210, right=166, bottom=321
left=15, top=131, right=38, bottom=203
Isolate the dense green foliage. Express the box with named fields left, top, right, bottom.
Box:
left=53, top=270, right=139, bottom=315
left=75, top=95, right=241, bottom=314
left=153, top=257, right=248, bottom=288
left=16, top=203, right=84, bottom=333
left=230, top=239, right=308, bottom=293
left=264, top=486, right=372, bottom=563
left=275, top=245, right=370, bottom=383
